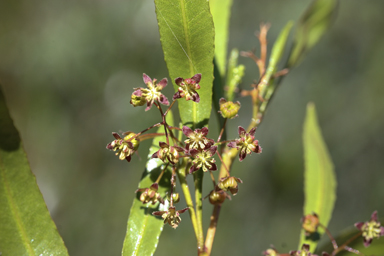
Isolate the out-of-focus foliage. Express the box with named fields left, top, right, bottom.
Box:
left=1, top=0, right=384, bottom=255
left=300, top=103, right=336, bottom=252
left=0, top=87, right=68, bottom=256
left=155, top=0, right=214, bottom=129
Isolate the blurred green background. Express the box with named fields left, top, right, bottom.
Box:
left=1, top=0, right=384, bottom=255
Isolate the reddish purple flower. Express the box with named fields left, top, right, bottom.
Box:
left=290, top=244, right=317, bottom=256
left=151, top=142, right=185, bottom=165
left=228, top=126, right=262, bottom=161
left=130, top=73, right=169, bottom=111
left=182, top=126, right=214, bottom=151
left=106, top=132, right=140, bottom=162
left=189, top=146, right=217, bottom=173
left=153, top=206, right=189, bottom=229
left=173, top=73, right=201, bottom=103
left=355, top=211, right=384, bottom=247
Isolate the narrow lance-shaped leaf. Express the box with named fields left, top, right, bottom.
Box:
left=287, top=0, right=338, bottom=67
left=209, top=0, right=233, bottom=76
left=155, top=0, right=215, bottom=129
left=0, top=86, right=69, bottom=256
left=299, top=103, right=336, bottom=252
left=122, top=111, right=174, bottom=256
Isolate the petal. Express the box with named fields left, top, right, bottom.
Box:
left=159, top=141, right=168, bottom=148
left=151, top=151, right=159, bottom=159
left=159, top=94, right=170, bottom=106
left=191, top=73, right=201, bottom=83
left=235, top=177, right=243, bottom=183
left=173, top=91, right=182, bottom=100
left=208, top=163, right=217, bottom=171
left=125, top=155, right=132, bottom=162
left=192, top=92, right=200, bottom=103
left=157, top=78, right=168, bottom=89
left=229, top=187, right=238, bottom=196
left=189, top=164, right=198, bottom=174
left=175, top=77, right=183, bottom=85
left=106, top=143, right=113, bottom=150
left=143, top=73, right=152, bottom=84
left=207, top=146, right=217, bottom=156
left=363, top=238, right=372, bottom=247
left=371, top=211, right=379, bottom=222
left=133, top=89, right=143, bottom=96
left=200, top=127, right=209, bottom=136
left=189, top=148, right=199, bottom=157
left=249, top=127, right=257, bottom=136
left=238, top=126, right=246, bottom=136
left=177, top=207, right=189, bottom=214
left=112, top=132, right=122, bottom=140
left=152, top=210, right=167, bottom=216
left=182, top=126, right=194, bottom=137
left=239, top=150, right=247, bottom=162
left=219, top=98, right=227, bottom=104
left=145, top=101, right=153, bottom=111
left=354, top=222, right=364, bottom=230
left=227, top=141, right=237, bottom=148
left=174, top=146, right=186, bottom=153
left=380, top=226, right=384, bottom=236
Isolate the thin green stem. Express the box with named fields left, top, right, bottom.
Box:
left=194, top=169, right=205, bottom=252
left=176, top=161, right=202, bottom=250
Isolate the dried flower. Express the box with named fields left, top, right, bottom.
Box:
left=217, top=176, right=243, bottom=196
left=228, top=126, right=262, bottom=161
left=173, top=73, right=201, bottom=102
left=182, top=126, right=214, bottom=151
left=189, top=146, right=217, bottom=173
left=218, top=98, right=241, bottom=119
left=153, top=206, right=189, bottom=229
left=106, top=132, right=140, bottom=162
left=135, top=183, right=164, bottom=205
left=151, top=142, right=185, bottom=165
left=130, top=73, right=169, bottom=111
left=290, top=244, right=317, bottom=256
left=355, top=211, right=384, bottom=247
left=301, top=213, right=320, bottom=235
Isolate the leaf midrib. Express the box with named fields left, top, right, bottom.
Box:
left=0, top=155, right=34, bottom=255
left=180, top=0, right=197, bottom=129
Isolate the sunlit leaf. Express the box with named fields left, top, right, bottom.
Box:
left=0, top=87, right=68, bottom=256
left=300, top=103, right=336, bottom=252
left=155, top=0, right=215, bottom=129
left=209, top=0, right=233, bottom=76
left=288, top=0, right=338, bottom=67
left=122, top=111, right=174, bottom=256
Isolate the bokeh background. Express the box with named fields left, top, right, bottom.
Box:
left=1, top=0, right=384, bottom=255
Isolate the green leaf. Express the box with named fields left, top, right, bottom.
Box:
left=0, top=86, right=68, bottom=256
left=155, top=0, right=215, bottom=129
left=300, top=103, right=336, bottom=252
left=209, top=0, right=233, bottom=76
left=122, top=112, right=174, bottom=256
left=287, top=0, right=338, bottom=67
left=225, top=49, right=245, bottom=102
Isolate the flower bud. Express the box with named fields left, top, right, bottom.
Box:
left=208, top=190, right=227, bottom=205
left=219, top=98, right=241, bottom=119
left=301, top=213, right=319, bottom=235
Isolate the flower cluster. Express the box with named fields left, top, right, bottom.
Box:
left=153, top=206, right=189, bottom=229
left=355, top=211, right=384, bottom=247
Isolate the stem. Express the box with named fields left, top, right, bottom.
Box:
left=331, top=231, right=362, bottom=255
left=194, top=169, right=205, bottom=252
left=176, top=161, right=203, bottom=250
left=204, top=204, right=221, bottom=255
left=155, top=163, right=169, bottom=184
left=164, top=99, right=177, bottom=116
left=217, top=118, right=227, bottom=143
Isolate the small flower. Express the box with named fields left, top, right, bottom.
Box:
left=218, top=98, right=241, bottom=119
left=217, top=176, right=243, bottom=196
left=355, top=211, right=384, bottom=247
left=182, top=126, right=214, bottom=151
left=135, top=183, right=164, bottom=205
left=130, top=73, right=169, bottom=111
left=207, top=189, right=230, bottom=205
left=151, top=142, right=185, bottom=165
left=263, top=247, right=280, bottom=256
left=227, top=126, right=262, bottom=161
left=189, top=146, right=217, bottom=173
left=106, top=132, right=140, bottom=162
left=152, top=206, right=189, bottom=229
left=301, top=213, right=320, bottom=235
left=173, top=73, right=201, bottom=103
left=290, top=244, right=317, bottom=256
